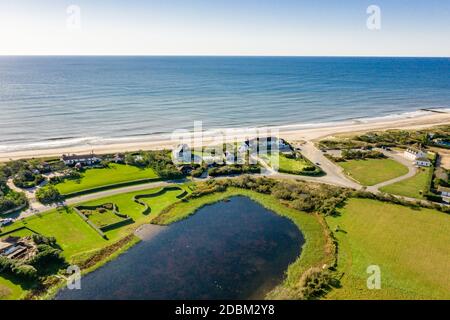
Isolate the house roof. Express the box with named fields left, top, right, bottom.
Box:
left=62, top=154, right=98, bottom=161
left=406, top=147, right=425, bottom=154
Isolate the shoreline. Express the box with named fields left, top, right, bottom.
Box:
left=2, top=110, right=450, bottom=162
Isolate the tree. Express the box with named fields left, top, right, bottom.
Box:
left=36, top=185, right=61, bottom=204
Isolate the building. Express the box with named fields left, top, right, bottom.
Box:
left=173, top=144, right=191, bottom=163
left=239, top=137, right=292, bottom=153
left=403, top=147, right=427, bottom=161
left=61, top=153, right=100, bottom=166
left=438, top=186, right=450, bottom=203
left=415, top=158, right=432, bottom=167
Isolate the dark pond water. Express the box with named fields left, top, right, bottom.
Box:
left=56, top=196, right=303, bottom=300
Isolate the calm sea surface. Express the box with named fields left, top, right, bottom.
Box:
left=0, top=56, right=449, bottom=152
left=56, top=196, right=303, bottom=300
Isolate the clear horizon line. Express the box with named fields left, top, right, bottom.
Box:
left=0, top=54, right=449, bottom=58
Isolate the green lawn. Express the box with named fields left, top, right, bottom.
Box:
left=380, top=167, right=432, bottom=199
left=0, top=185, right=188, bottom=299
left=326, top=198, right=450, bottom=299
left=55, top=163, right=159, bottom=195
left=264, top=154, right=311, bottom=174
left=338, top=158, right=408, bottom=186
left=82, top=208, right=125, bottom=228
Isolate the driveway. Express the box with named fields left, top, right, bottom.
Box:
left=366, top=148, right=417, bottom=193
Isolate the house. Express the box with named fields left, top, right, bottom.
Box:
left=113, top=153, right=125, bottom=163
left=202, top=155, right=223, bottom=165
left=225, top=151, right=235, bottom=163
left=61, top=153, right=100, bottom=166
left=239, top=137, right=292, bottom=153
left=438, top=186, right=450, bottom=203
left=173, top=144, right=191, bottom=163
left=438, top=186, right=450, bottom=197
left=403, top=147, right=427, bottom=161
left=415, top=157, right=432, bottom=167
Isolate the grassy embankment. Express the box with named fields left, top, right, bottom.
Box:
left=55, top=163, right=159, bottom=195
left=0, top=185, right=189, bottom=299
left=380, top=167, right=433, bottom=199
left=151, top=187, right=333, bottom=299
left=338, top=158, right=408, bottom=186
left=326, top=198, right=450, bottom=299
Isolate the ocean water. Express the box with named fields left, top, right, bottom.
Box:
left=0, top=56, right=449, bottom=152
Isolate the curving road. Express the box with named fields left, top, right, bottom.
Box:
left=7, top=142, right=446, bottom=221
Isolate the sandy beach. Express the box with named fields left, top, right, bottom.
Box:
left=1, top=111, right=450, bottom=162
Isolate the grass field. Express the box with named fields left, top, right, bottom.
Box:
left=82, top=208, right=125, bottom=228
left=264, top=154, right=311, bottom=174
left=326, top=198, right=450, bottom=299
left=380, top=167, right=432, bottom=199
left=55, top=163, right=159, bottom=195
left=338, top=158, right=408, bottom=186
left=0, top=185, right=188, bottom=299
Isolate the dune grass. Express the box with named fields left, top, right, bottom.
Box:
left=338, top=158, right=408, bottom=186
left=326, top=198, right=450, bottom=299
left=55, top=163, right=159, bottom=195
left=380, top=167, right=432, bottom=199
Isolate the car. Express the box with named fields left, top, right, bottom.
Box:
left=315, top=162, right=321, bottom=166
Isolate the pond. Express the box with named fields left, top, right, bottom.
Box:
left=56, top=196, right=304, bottom=299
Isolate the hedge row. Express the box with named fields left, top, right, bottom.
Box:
left=61, top=177, right=161, bottom=198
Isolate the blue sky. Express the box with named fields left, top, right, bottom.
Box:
left=0, top=0, right=449, bottom=56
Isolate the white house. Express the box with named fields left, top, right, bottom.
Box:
left=224, top=151, right=235, bottom=163
left=403, top=148, right=427, bottom=161
left=173, top=144, right=191, bottom=164
left=61, top=153, right=100, bottom=166
left=238, top=137, right=291, bottom=153
left=415, top=158, right=432, bottom=167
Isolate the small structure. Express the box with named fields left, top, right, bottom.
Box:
left=173, top=144, right=192, bottom=163
left=0, top=236, right=37, bottom=260
left=415, top=157, right=432, bottom=167
left=403, top=147, right=427, bottom=161
left=113, top=153, right=125, bottom=163
left=224, top=151, right=235, bottom=163
left=239, top=137, right=292, bottom=153
left=438, top=186, right=450, bottom=203
left=61, top=153, right=100, bottom=166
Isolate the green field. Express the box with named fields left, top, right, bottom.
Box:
left=81, top=208, right=125, bottom=228
left=0, top=185, right=188, bottom=299
left=326, top=198, right=450, bottom=299
left=338, top=158, right=408, bottom=186
left=55, top=163, right=159, bottom=195
left=264, top=154, right=311, bottom=174
left=380, top=167, right=432, bottom=199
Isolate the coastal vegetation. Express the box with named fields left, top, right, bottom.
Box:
left=338, top=158, right=408, bottom=186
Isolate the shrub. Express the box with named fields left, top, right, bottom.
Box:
left=12, top=264, right=38, bottom=280
left=297, top=267, right=334, bottom=299
left=36, top=185, right=61, bottom=204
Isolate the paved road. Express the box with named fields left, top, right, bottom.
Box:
left=7, top=143, right=446, bottom=221
left=366, top=149, right=418, bottom=193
